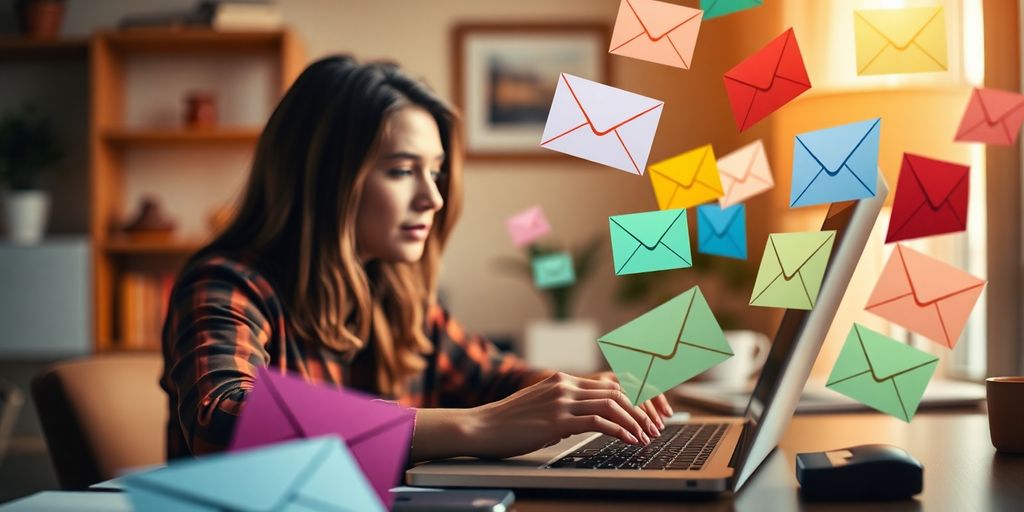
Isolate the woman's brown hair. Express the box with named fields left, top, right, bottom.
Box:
left=195, top=55, right=463, bottom=396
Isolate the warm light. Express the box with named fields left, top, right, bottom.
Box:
left=962, top=0, right=985, bottom=85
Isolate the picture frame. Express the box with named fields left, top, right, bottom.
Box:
left=451, top=23, right=611, bottom=161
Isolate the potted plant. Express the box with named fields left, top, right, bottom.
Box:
left=0, top=106, right=64, bottom=245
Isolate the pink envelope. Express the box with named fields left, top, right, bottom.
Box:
left=954, top=87, right=1024, bottom=145
left=505, top=205, right=551, bottom=247
left=716, top=139, right=774, bottom=207
left=230, top=368, right=414, bottom=508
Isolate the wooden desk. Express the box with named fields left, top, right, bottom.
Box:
left=514, top=411, right=1024, bottom=511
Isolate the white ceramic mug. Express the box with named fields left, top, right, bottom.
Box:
left=702, top=330, right=770, bottom=390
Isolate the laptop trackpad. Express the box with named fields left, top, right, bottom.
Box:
left=418, top=433, right=597, bottom=468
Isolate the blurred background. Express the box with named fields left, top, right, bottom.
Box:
left=0, top=0, right=1020, bottom=502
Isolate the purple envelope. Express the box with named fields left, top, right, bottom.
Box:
left=230, top=368, right=414, bottom=508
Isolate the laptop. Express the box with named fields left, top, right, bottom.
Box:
left=407, top=173, right=888, bottom=494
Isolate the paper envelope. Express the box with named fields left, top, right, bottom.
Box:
left=885, top=153, right=969, bottom=243
left=702, top=0, right=763, bottom=20
left=506, top=205, right=551, bottom=247
left=229, top=368, right=413, bottom=508
left=826, top=324, right=939, bottom=422
left=540, top=73, right=664, bottom=175
left=865, top=244, right=986, bottom=349
left=609, top=0, right=702, bottom=70
left=609, top=208, right=691, bottom=275
left=724, top=28, right=811, bottom=132
left=790, top=118, right=881, bottom=207
left=598, top=286, right=732, bottom=405
left=854, top=7, right=948, bottom=75
left=649, top=144, right=724, bottom=210
left=697, top=203, right=746, bottom=260
left=532, top=252, right=576, bottom=289
left=750, top=230, right=836, bottom=310
left=125, top=436, right=385, bottom=511
left=717, top=139, right=774, bottom=207
left=954, top=87, right=1024, bottom=145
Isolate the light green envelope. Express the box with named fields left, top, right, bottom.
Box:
left=701, top=0, right=763, bottom=20
left=609, top=208, right=692, bottom=275
left=532, top=252, right=576, bottom=289
left=597, top=286, right=732, bottom=405
left=826, top=324, right=939, bottom=422
left=749, top=230, right=836, bottom=310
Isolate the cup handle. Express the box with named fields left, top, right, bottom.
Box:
left=749, top=333, right=771, bottom=376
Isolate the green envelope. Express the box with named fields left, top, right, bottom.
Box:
left=609, top=208, right=692, bottom=275
left=749, top=230, right=836, bottom=310
left=597, top=286, right=732, bottom=405
left=701, top=0, right=764, bottom=20
left=532, top=252, right=576, bottom=289
left=826, top=324, right=939, bottom=422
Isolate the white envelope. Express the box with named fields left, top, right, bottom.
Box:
left=540, top=73, right=664, bottom=175
left=717, top=139, right=774, bottom=207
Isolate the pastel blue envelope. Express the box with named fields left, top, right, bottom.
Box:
left=697, top=203, right=747, bottom=259
left=790, top=118, right=881, bottom=207
left=532, top=252, right=576, bottom=289
left=123, top=436, right=385, bottom=511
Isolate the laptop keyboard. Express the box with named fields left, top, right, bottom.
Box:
left=546, top=423, right=728, bottom=471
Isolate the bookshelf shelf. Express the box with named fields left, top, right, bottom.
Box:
left=0, top=36, right=89, bottom=60
left=99, top=28, right=286, bottom=54
left=102, top=238, right=205, bottom=255
left=102, top=127, right=262, bottom=147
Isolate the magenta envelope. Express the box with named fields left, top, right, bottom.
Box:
left=229, top=368, right=414, bottom=508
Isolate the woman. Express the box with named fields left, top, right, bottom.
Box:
left=161, top=55, right=672, bottom=463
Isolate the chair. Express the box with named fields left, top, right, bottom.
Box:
left=0, top=379, right=24, bottom=465
left=31, top=353, right=166, bottom=489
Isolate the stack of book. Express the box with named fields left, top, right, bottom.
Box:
left=119, top=272, right=176, bottom=350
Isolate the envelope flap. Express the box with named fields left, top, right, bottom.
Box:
left=295, top=437, right=385, bottom=511
left=651, top=145, right=712, bottom=188
left=562, top=73, right=663, bottom=134
left=127, top=438, right=329, bottom=511
left=699, top=204, right=743, bottom=237
left=771, top=231, right=835, bottom=279
left=899, top=244, right=985, bottom=305
left=610, top=208, right=685, bottom=249
left=676, top=287, right=731, bottom=354
left=796, top=118, right=880, bottom=174
left=726, top=28, right=791, bottom=90
left=629, top=0, right=703, bottom=40
left=977, top=88, right=1024, bottom=124
left=857, top=324, right=937, bottom=381
left=855, top=7, right=943, bottom=50
left=598, top=287, right=696, bottom=358
left=904, top=153, right=969, bottom=209
left=717, top=140, right=763, bottom=182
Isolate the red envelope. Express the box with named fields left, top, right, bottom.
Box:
left=955, top=87, right=1024, bottom=145
left=885, top=153, right=969, bottom=243
left=723, top=28, right=811, bottom=132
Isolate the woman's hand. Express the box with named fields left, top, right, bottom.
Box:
left=460, top=372, right=666, bottom=460
left=583, top=371, right=674, bottom=431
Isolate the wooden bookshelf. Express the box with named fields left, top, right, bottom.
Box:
left=101, top=127, right=262, bottom=147
left=102, top=238, right=206, bottom=255
left=0, top=36, right=89, bottom=60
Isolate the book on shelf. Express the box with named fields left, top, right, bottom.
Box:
left=118, top=1, right=282, bottom=31
left=119, top=271, right=176, bottom=350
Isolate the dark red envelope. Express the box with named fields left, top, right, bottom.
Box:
left=723, top=27, right=812, bottom=132
left=885, top=153, right=970, bottom=243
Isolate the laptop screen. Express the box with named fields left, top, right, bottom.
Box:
left=730, top=174, right=887, bottom=491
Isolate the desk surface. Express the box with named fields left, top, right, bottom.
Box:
left=514, top=411, right=1024, bottom=511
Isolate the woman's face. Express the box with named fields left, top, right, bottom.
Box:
left=356, top=105, right=446, bottom=263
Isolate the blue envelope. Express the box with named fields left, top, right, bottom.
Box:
left=790, top=118, right=881, bottom=207
left=697, top=203, right=747, bottom=259
left=123, top=436, right=385, bottom=511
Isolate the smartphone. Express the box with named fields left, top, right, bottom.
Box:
left=391, top=489, right=515, bottom=512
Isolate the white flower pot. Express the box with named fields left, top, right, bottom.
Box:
left=2, top=190, right=51, bottom=245
left=524, top=319, right=601, bottom=376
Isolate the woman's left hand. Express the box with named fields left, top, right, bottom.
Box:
left=584, top=371, right=674, bottom=431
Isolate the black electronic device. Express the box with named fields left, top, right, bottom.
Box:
left=796, top=444, right=923, bottom=501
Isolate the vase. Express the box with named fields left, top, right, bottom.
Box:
left=524, top=319, right=601, bottom=376
left=2, top=190, right=51, bottom=245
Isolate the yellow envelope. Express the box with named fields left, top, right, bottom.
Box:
left=854, top=6, right=947, bottom=75
left=649, top=144, right=724, bottom=210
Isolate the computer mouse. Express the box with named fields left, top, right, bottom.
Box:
left=795, top=444, right=923, bottom=500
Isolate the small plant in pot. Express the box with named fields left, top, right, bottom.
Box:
left=0, top=106, right=64, bottom=245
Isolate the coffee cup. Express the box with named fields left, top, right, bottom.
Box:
left=986, top=376, right=1024, bottom=453
left=702, top=330, right=770, bottom=390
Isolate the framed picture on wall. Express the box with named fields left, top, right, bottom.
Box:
left=451, top=23, right=611, bottom=161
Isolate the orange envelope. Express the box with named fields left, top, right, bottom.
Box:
left=865, top=244, right=986, bottom=349
left=716, top=139, right=774, bottom=207
left=609, top=0, right=703, bottom=69
left=954, top=87, right=1024, bottom=145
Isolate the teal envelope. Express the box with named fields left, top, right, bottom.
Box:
left=532, top=252, right=576, bottom=289
left=826, top=324, right=939, bottom=422
left=697, top=203, right=747, bottom=259
left=791, top=118, right=881, bottom=207
left=701, top=0, right=763, bottom=20
left=610, top=208, right=692, bottom=275
left=597, top=286, right=732, bottom=405
left=123, top=436, right=385, bottom=511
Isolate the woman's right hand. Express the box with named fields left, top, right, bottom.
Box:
left=460, top=372, right=663, bottom=460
